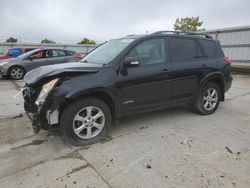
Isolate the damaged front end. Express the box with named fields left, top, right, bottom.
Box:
left=23, top=80, right=60, bottom=133
left=22, top=62, right=101, bottom=133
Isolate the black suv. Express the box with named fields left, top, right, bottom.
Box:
left=23, top=31, right=233, bottom=145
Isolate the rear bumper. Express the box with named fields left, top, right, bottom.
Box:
left=225, top=76, right=233, bottom=92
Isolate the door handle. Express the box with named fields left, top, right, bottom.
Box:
left=160, top=69, right=169, bottom=75
left=201, top=64, right=207, bottom=69
left=162, top=69, right=168, bottom=73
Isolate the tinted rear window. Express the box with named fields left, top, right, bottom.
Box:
left=52, top=50, right=66, bottom=57
left=169, top=37, right=199, bottom=61
left=198, top=39, right=216, bottom=57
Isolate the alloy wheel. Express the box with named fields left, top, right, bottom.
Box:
left=73, top=106, right=105, bottom=139
left=10, top=67, right=24, bottom=79
left=203, top=88, right=218, bottom=111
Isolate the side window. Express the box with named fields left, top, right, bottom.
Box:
left=198, top=39, right=216, bottom=57
left=30, top=50, right=50, bottom=59
left=44, top=50, right=50, bottom=58
left=169, top=38, right=199, bottom=61
left=127, top=38, right=166, bottom=65
left=52, top=50, right=66, bottom=57
left=66, top=51, right=75, bottom=56
left=30, top=51, right=44, bottom=59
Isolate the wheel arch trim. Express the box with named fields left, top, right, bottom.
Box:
left=64, top=88, right=120, bottom=118
left=199, top=72, right=226, bottom=101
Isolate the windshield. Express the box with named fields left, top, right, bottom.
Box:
left=18, top=49, right=40, bottom=59
left=81, top=38, right=134, bottom=64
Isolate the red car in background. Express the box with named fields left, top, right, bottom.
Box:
left=0, top=48, right=35, bottom=60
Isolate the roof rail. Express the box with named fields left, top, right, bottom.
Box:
left=125, top=34, right=137, bottom=37
left=151, top=30, right=213, bottom=39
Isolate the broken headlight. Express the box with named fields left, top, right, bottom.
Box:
left=35, top=79, right=59, bottom=106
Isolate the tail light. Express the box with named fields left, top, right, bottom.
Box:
left=74, top=53, right=83, bottom=60
left=223, top=56, right=232, bottom=64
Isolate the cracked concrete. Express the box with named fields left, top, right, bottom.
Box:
left=0, top=74, right=250, bottom=188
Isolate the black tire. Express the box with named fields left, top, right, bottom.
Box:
left=8, top=66, right=25, bottom=80
left=61, top=98, right=112, bottom=146
left=193, top=82, right=221, bottom=115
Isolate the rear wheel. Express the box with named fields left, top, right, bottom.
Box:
left=8, top=66, right=25, bottom=80
left=61, top=98, right=112, bottom=146
left=194, top=82, right=221, bottom=115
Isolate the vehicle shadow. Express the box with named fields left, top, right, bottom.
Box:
left=49, top=106, right=195, bottom=147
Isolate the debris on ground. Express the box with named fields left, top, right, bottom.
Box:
left=146, top=164, right=152, bottom=169
left=225, top=146, right=233, bottom=154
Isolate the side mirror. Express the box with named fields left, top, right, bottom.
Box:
left=27, top=56, right=33, bottom=61
left=124, top=57, right=140, bottom=68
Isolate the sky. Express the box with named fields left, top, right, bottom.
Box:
left=0, top=0, right=250, bottom=44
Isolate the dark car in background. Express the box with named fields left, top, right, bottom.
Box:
left=0, top=48, right=82, bottom=79
left=22, top=31, right=233, bottom=145
left=0, top=47, right=35, bottom=60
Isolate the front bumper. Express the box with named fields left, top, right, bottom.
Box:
left=23, top=86, right=59, bottom=133
left=26, top=112, right=48, bottom=133
left=0, top=67, right=7, bottom=76
left=26, top=110, right=59, bottom=133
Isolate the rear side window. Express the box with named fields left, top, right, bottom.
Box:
left=198, top=39, right=216, bottom=57
left=66, top=51, right=75, bottom=56
left=52, top=50, right=66, bottom=57
left=169, top=38, right=199, bottom=61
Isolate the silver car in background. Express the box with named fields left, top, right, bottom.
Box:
left=0, top=48, right=82, bottom=79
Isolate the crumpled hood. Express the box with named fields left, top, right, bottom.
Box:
left=24, top=62, right=102, bottom=85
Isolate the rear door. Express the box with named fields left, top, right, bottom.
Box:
left=168, top=37, right=206, bottom=102
left=117, top=37, right=172, bottom=114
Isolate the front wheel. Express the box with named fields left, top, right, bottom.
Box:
left=61, top=98, right=112, bottom=146
left=193, top=82, right=221, bottom=115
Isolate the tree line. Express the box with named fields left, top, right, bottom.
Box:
left=5, top=16, right=205, bottom=44
left=5, top=37, right=96, bottom=45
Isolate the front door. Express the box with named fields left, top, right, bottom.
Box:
left=116, top=38, right=172, bottom=114
left=23, top=50, right=51, bottom=72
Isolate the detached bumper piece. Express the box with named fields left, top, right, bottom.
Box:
left=26, top=113, right=49, bottom=133
left=23, top=86, right=40, bottom=113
